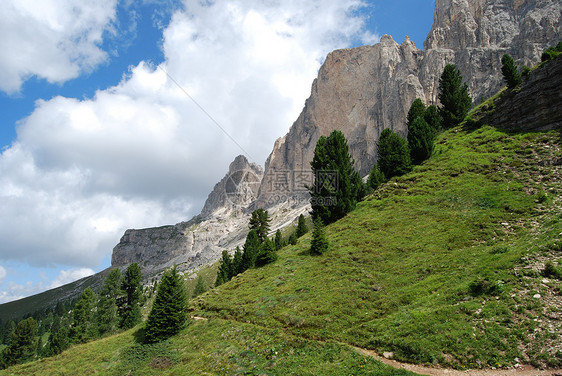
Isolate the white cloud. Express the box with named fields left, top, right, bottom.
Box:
left=0, top=267, right=94, bottom=303
left=0, top=0, right=118, bottom=93
left=48, top=267, right=95, bottom=289
left=0, top=0, right=377, bottom=270
left=0, top=265, right=6, bottom=284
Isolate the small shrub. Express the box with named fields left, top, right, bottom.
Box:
left=536, top=190, right=548, bottom=203
left=543, top=261, right=562, bottom=279
left=469, top=278, right=504, bottom=296
left=309, top=219, right=329, bottom=256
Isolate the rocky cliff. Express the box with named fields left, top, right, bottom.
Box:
left=111, top=0, right=561, bottom=278
left=478, top=56, right=562, bottom=131
left=257, top=0, right=561, bottom=206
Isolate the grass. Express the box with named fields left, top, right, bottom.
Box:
left=2, top=125, right=561, bottom=374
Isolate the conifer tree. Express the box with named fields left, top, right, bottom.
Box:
left=241, top=229, right=260, bottom=270
left=144, top=266, right=188, bottom=343
left=295, top=214, right=309, bottom=238
left=256, top=238, right=278, bottom=267
left=407, top=98, right=426, bottom=128
left=249, top=209, right=271, bottom=243
left=288, top=232, right=298, bottom=245
left=438, top=64, right=472, bottom=128
left=70, top=288, right=97, bottom=343
left=47, top=325, right=69, bottom=356
left=274, top=229, right=284, bottom=250
left=377, top=128, right=412, bottom=179
left=1, top=317, right=37, bottom=367
left=309, top=130, right=363, bottom=224
left=367, top=162, right=385, bottom=191
left=309, top=219, right=329, bottom=256
left=193, top=275, right=206, bottom=297
left=408, top=116, right=436, bottom=164
left=423, top=104, right=442, bottom=132
left=96, top=268, right=122, bottom=336
left=232, top=247, right=243, bottom=276
left=215, top=250, right=232, bottom=287
left=119, top=263, right=143, bottom=329
left=501, top=54, right=521, bottom=89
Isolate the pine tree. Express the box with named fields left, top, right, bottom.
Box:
left=288, top=232, right=298, bottom=245
left=377, top=128, right=412, bottom=179
left=407, top=98, right=426, bottom=128
left=215, top=250, right=232, bottom=287
left=274, top=229, right=284, bottom=250
left=309, top=219, right=329, bottom=256
left=144, top=266, right=188, bottom=343
left=96, top=268, right=122, bottom=336
left=367, top=162, right=385, bottom=191
left=256, top=238, right=278, bottom=267
left=1, top=318, right=37, bottom=367
left=241, top=229, right=260, bottom=270
left=408, top=116, right=436, bottom=164
left=309, top=130, right=363, bottom=224
left=193, top=276, right=206, bottom=297
left=47, top=325, right=69, bottom=356
left=501, top=54, right=521, bottom=89
left=438, top=64, right=472, bottom=128
left=70, top=288, right=97, bottom=343
left=249, top=209, right=271, bottom=243
left=423, top=104, right=442, bottom=132
left=232, top=247, right=243, bottom=276
left=295, top=214, right=309, bottom=238
left=119, top=263, right=143, bottom=329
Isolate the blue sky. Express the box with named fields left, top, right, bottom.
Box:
left=0, top=0, right=434, bottom=303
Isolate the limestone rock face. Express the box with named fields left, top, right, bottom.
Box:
left=200, top=155, right=263, bottom=218
left=479, top=57, right=562, bottom=131
left=257, top=0, right=561, bottom=207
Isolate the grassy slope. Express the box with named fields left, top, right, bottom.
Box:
left=2, top=125, right=560, bottom=374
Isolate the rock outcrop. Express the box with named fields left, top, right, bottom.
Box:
left=478, top=56, right=562, bottom=131
left=111, top=0, right=561, bottom=278
left=257, top=0, right=561, bottom=207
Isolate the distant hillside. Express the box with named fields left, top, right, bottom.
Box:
left=2, top=56, right=561, bottom=374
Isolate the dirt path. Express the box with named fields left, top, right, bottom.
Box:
left=190, top=315, right=561, bottom=376
left=355, top=347, right=562, bottom=376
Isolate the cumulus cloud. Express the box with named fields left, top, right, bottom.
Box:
left=48, top=267, right=95, bottom=289
left=0, top=265, right=6, bottom=284
left=0, top=0, right=378, bottom=270
left=0, top=0, right=118, bottom=93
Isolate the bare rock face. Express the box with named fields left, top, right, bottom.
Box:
left=478, top=57, right=562, bottom=131
left=200, top=155, right=263, bottom=218
left=257, top=0, right=561, bottom=207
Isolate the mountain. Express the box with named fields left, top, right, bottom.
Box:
left=3, top=54, right=561, bottom=373
left=1, top=0, right=560, bottom=317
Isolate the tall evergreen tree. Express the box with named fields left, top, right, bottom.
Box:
left=96, top=268, right=123, bottom=336
left=367, top=162, right=385, bottom=191
left=256, top=238, right=278, bottom=267
left=501, top=54, right=521, bottom=89
left=1, top=318, right=37, bottom=368
left=215, top=250, right=233, bottom=287
left=46, top=325, right=69, bottom=356
left=274, top=229, right=284, bottom=250
left=309, top=219, right=329, bottom=256
left=438, top=64, right=472, bottom=128
left=70, top=288, right=97, bottom=343
left=144, top=266, right=188, bottom=343
left=309, top=130, right=363, bottom=224
left=192, top=276, right=206, bottom=297
left=408, top=116, right=436, bottom=164
left=377, top=128, right=412, bottom=179
left=232, top=247, right=243, bottom=276
left=241, top=229, right=260, bottom=270
left=288, top=232, right=298, bottom=245
left=119, top=263, right=143, bottom=329
left=423, top=104, right=442, bottom=132
left=249, top=209, right=271, bottom=243
left=295, top=214, right=309, bottom=238
left=407, top=98, right=426, bottom=128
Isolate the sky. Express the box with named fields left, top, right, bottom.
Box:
left=0, top=0, right=435, bottom=304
